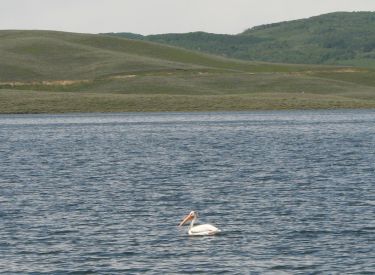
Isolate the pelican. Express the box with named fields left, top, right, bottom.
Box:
left=178, top=211, right=221, bottom=236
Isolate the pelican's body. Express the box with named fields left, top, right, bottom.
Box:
left=179, top=211, right=221, bottom=236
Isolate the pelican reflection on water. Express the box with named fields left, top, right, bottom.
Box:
left=178, top=211, right=221, bottom=236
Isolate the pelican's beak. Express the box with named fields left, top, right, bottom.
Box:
left=178, top=213, right=193, bottom=226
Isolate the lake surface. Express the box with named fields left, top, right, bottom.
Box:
left=0, top=110, right=374, bottom=274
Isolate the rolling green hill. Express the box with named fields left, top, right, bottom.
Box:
left=110, top=12, right=375, bottom=68
left=1, top=30, right=316, bottom=82
left=1, top=30, right=375, bottom=113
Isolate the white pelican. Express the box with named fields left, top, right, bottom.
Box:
left=178, top=211, right=221, bottom=236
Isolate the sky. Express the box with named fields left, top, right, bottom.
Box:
left=1, top=0, right=375, bottom=35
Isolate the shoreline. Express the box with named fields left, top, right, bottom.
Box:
left=2, top=89, right=375, bottom=115
left=1, top=106, right=375, bottom=116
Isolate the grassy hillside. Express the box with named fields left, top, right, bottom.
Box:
left=110, top=12, right=375, bottom=68
left=1, top=30, right=316, bottom=82
left=1, top=30, right=375, bottom=113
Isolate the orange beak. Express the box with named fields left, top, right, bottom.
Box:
left=178, top=213, right=193, bottom=226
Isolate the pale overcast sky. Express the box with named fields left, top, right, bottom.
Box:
left=1, top=0, right=375, bottom=35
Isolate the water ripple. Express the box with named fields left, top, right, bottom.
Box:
left=1, top=110, right=375, bottom=274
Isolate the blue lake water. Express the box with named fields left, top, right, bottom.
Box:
left=0, top=110, right=374, bottom=274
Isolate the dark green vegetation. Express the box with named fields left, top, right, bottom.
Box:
left=110, top=12, right=375, bottom=68
left=1, top=29, right=375, bottom=113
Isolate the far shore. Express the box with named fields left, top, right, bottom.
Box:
left=1, top=90, right=375, bottom=115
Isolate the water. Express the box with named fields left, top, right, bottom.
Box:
left=0, top=110, right=374, bottom=274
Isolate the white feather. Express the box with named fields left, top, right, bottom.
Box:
left=189, top=223, right=221, bottom=236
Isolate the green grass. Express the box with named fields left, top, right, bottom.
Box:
left=0, top=30, right=337, bottom=82
left=2, top=89, right=374, bottom=114
left=112, top=12, right=375, bottom=68
left=1, top=30, right=375, bottom=113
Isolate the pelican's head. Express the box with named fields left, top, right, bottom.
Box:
left=178, top=211, right=198, bottom=226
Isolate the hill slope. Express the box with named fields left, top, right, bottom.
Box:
left=1, top=30, right=375, bottom=113
left=110, top=12, right=375, bottom=68
left=0, top=30, right=313, bottom=82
